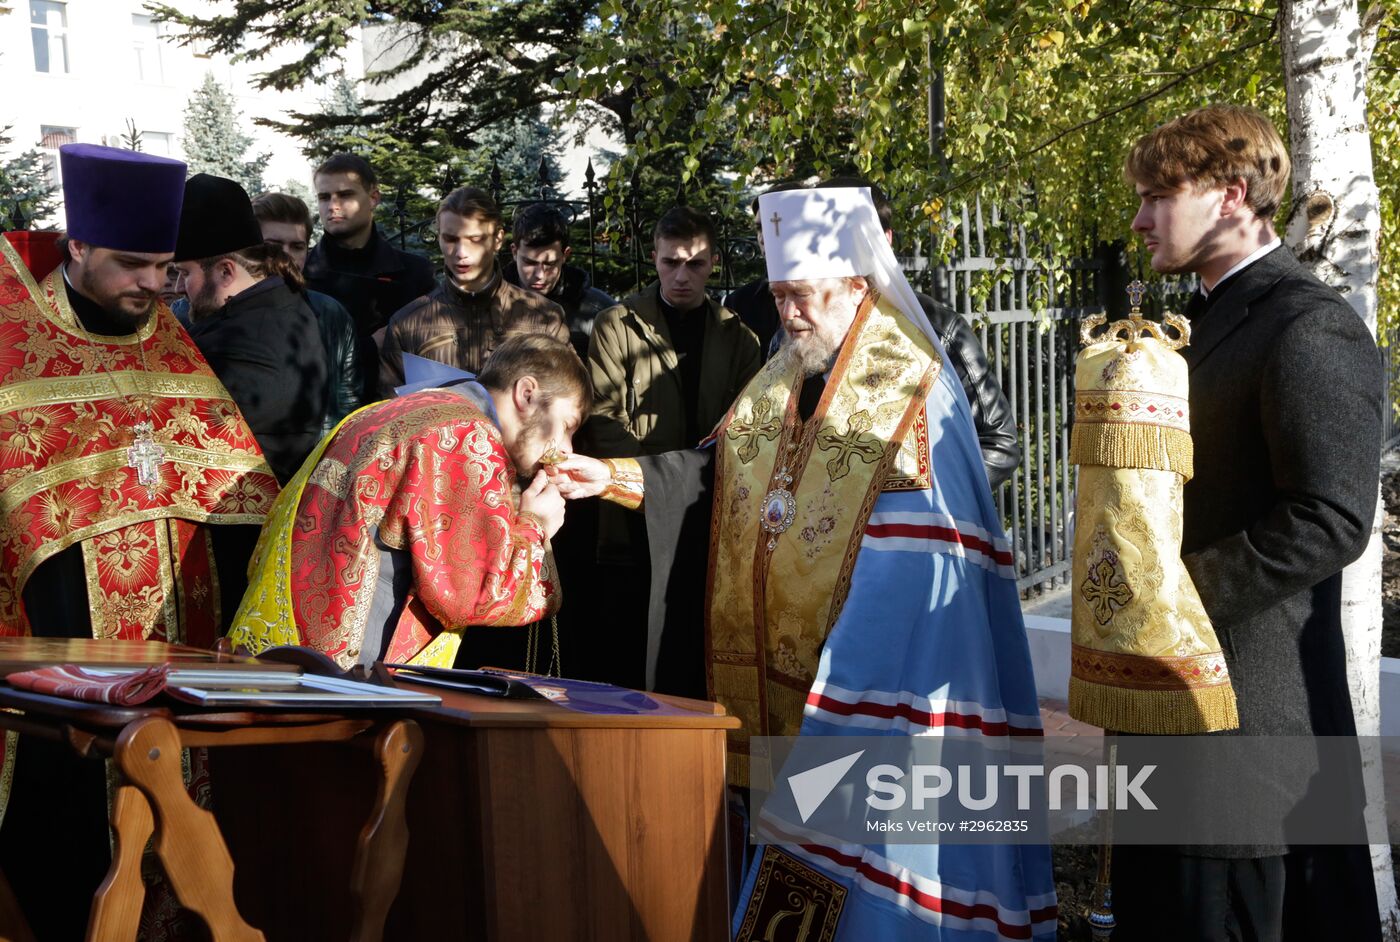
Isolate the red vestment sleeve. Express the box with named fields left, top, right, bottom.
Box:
left=390, top=427, right=557, bottom=630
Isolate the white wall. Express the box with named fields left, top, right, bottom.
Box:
left=0, top=0, right=364, bottom=224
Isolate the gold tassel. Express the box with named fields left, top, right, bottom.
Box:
left=1069, top=676, right=1239, bottom=734
left=1071, top=423, right=1194, bottom=480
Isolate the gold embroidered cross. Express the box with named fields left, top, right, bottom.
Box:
left=815, top=411, right=882, bottom=481
left=727, top=397, right=781, bottom=464
left=769, top=211, right=782, bottom=237
left=1082, top=556, right=1133, bottom=625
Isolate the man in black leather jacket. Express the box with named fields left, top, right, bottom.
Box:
left=503, top=203, right=616, bottom=358
left=738, top=178, right=1022, bottom=489
left=253, top=191, right=363, bottom=431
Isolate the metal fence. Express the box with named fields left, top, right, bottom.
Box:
left=924, top=200, right=1106, bottom=594
left=1384, top=325, right=1400, bottom=453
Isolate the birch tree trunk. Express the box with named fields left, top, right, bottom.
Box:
left=1280, top=0, right=1394, bottom=933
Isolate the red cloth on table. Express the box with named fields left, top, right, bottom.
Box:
left=6, top=664, right=170, bottom=705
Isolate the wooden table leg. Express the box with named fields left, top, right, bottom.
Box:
left=0, top=866, right=36, bottom=942
left=349, top=719, right=423, bottom=942
left=85, top=783, right=153, bottom=942
left=114, top=717, right=264, bottom=942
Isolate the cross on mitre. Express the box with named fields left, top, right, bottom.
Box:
left=769, top=211, right=782, bottom=238
left=1127, top=280, right=1147, bottom=313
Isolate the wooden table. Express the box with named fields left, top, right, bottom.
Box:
left=213, top=682, right=741, bottom=941
left=0, top=686, right=423, bottom=942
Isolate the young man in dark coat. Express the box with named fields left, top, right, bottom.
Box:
left=503, top=203, right=616, bottom=358
left=253, top=190, right=363, bottom=432
left=304, top=153, right=436, bottom=398
left=174, top=174, right=331, bottom=484
left=1113, top=104, right=1383, bottom=942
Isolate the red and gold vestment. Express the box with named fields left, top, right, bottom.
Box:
left=230, top=390, right=559, bottom=669
left=0, top=236, right=278, bottom=643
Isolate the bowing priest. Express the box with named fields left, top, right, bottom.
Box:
left=228, top=334, right=583, bottom=671
left=550, top=187, right=1056, bottom=940
left=0, top=144, right=279, bottom=939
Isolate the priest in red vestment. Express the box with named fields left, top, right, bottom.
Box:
left=229, top=333, right=586, bottom=670
left=0, top=143, right=279, bottom=940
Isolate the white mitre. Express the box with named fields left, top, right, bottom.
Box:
left=757, top=186, right=940, bottom=347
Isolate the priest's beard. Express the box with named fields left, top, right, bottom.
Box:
left=78, top=265, right=156, bottom=329
left=775, top=294, right=859, bottom=377
left=186, top=280, right=225, bottom=321
left=507, top=409, right=550, bottom=478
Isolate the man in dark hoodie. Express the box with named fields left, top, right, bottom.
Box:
left=503, top=203, right=616, bottom=357
left=173, top=173, right=330, bottom=483
left=304, top=153, right=436, bottom=397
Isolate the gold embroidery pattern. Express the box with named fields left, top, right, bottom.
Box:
left=1071, top=643, right=1232, bottom=692
left=1081, top=551, right=1133, bottom=626
left=0, top=248, right=278, bottom=635
left=707, top=295, right=940, bottom=784
left=815, top=410, right=882, bottom=481
left=734, top=847, right=847, bottom=942
left=883, top=407, right=931, bottom=491
left=727, top=396, right=783, bottom=464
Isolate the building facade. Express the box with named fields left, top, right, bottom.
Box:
left=0, top=0, right=363, bottom=225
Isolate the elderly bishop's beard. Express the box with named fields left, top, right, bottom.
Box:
left=775, top=332, right=840, bottom=377
left=775, top=297, right=860, bottom=377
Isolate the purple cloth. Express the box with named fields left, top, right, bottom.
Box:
left=59, top=143, right=186, bottom=253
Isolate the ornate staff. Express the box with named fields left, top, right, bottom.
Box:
left=1089, top=737, right=1117, bottom=940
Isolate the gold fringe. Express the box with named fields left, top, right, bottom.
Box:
left=1071, top=422, right=1194, bottom=480
left=1069, top=676, right=1239, bottom=734
left=729, top=749, right=750, bottom=790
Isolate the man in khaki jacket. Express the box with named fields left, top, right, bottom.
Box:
left=586, top=206, right=761, bottom=457
left=581, top=206, right=760, bottom=694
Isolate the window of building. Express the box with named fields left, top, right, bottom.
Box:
left=30, top=0, right=68, bottom=74
left=143, top=132, right=174, bottom=157
left=132, top=13, right=164, bottom=83
left=38, top=125, right=77, bottom=187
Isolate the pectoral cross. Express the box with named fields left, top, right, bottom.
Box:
left=727, top=397, right=781, bottom=464
left=815, top=411, right=882, bottom=481
left=1081, top=556, right=1133, bottom=625
left=127, top=420, right=166, bottom=499
left=769, top=211, right=782, bottom=238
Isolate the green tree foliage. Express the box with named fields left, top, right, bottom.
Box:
left=0, top=126, right=59, bottom=228
left=149, top=2, right=615, bottom=150
left=147, top=2, right=744, bottom=246
left=562, top=0, right=1395, bottom=321
left=148, top=1, right=1395, bottom=321
left=181, top=72, right=271, bottom=194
